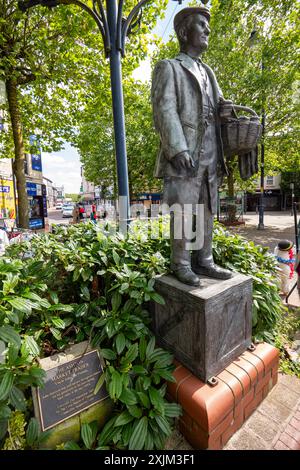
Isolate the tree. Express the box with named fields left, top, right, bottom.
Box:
left=72, top=2, right=168, bottom=200
left=0, top=2, right=106, bottom=227
left=65, top=193, right=81, bottom=202
left=77, top=78, right=162, bottom=200
left=0, top=0, right=167, bottom=227
left=207, top=0, right=299, bottom=206
left=151, top=0, right=299, bottom=219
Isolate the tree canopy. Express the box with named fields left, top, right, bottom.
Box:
left=0, top=0, right=167, bottom=225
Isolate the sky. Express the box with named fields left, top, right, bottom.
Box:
left=41, top=1, right=188, bottom=194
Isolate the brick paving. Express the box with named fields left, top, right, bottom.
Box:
left=167, top=373, right=300, bottom=450
left=273, top=402, right=300, bottom=450
left=224, top=373, right=300, bottom=450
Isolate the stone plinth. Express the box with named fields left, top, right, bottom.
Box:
left=152, top=273, right=252, bottom=382
left=167, top=343, right=279, bottom=449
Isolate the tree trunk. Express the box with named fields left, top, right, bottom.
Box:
left=6, top=79, right=29, bottom=229
left=226, top=156, right=236, bottom=223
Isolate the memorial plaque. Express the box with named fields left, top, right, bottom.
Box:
left=37, top=349, right=108, bottom=431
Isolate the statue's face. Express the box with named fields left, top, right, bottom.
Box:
left=185, top=14, right=210, bottom=52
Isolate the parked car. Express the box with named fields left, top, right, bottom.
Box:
left=62, top=204, right=74, bottom=218
left=55, top=203, right=63, bottom=210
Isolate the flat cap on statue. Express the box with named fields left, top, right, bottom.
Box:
left=174, top=6, right=211, bottom=30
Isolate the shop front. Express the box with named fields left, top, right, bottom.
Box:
left=26, top=182, right=47, bottom=229
left=0, top=177, right=16, bottom=220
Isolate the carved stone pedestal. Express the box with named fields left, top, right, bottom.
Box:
left=152, top=273, right=252, bottom=382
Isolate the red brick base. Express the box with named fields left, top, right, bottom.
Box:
left=167, top=342, right=279, bottom=450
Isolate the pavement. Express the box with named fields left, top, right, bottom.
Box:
left=230, top=211, right=296, bottom=253
left=230, top=211, right=300, bottom=309
left=166, top=373, right=300, bottom=451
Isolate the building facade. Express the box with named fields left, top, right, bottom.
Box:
left=245, top=174, right=283, bottom=212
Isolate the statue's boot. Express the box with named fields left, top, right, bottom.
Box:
left=172, top=264, right=200, bottom=287
left=192, top=263, right=232, bottom=280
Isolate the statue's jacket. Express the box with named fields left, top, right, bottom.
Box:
left=151, top=52, right=228, bottom=180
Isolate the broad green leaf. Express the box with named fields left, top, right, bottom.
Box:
left=111, top=291, right=122, bottom=311
left=109, top=370, right=123, bottom=400
left=101, top=349, right=116, bottom=361
left=112, top=250, right=120, bottom=266
left=145, top=336, right=156, bottom=359
left=139, top=336, right=147, bottom=362
left=49, top=292, right=59, bottom=305
left=63, top=441, right=81, bottom=450
left=97, top=416, right=117, bottom=446
left=132, top=365, right=147, bottom=375
left=115, top=333, right=126, bottom=355
left=9, top=386, right=27, bottom=411
left=81, top=422, right=97, bottom=449
left=80, top=285, right=90, bottom=301
left=148, top=387, right=164, bottom=414
left=144, top=430, right=154, bottom=450
left=49, top=327, right=62, bottom=340
left=121, top=422, right=133, bottom=446
left=0, top=420, right=8, bottom=440
left=7, top=344, right=19, bottom=364
left=23, top=335, right=40, bottom=357
left=26, top=418, right=40, bottom=446
left=124, top=343, right=138, bottom=363
left=119, top=388, right=137, bottom=406
left=154, top=415, right=172, bottom=436
left=0, top=404, right=11, bottom=421
left=0, top=370, right=14, bottom=400
left=29, top=366, right=46, bottom=387
left=150, top=292, right=165, bottom=305
left=8, top=297, right=37, bottom=314
left=127, top=405, right=142, bottom=419
left=153, top=368, right=175, bottom=382
left=51, top=317, right=66, bottom=329
left=164, top=403, right=182, bottom=418
left=75, top=304, right=89, bottom=318
left=137, top=391, right=150, bottom=408
left=2, top=274, right=19, bottom=295
left=23, top=292, right=51, bottom=309
left=143, top=377, right=151, bottom=390
left=48, top=304, right=73, bottom=313
left=94, top=373, right=106, bottom=395
left=128, top=416, right=148, bottom=450
left=148, top=348, right=172, bottom=364
left=115, top=410, right=135, bottom=427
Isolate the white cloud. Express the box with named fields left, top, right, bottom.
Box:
left=42, top=143, right=81, bottom=194
left=132, top=58, right=152, bottom=83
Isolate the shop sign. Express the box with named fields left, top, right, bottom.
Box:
left=31, top=153, right=42, bottom=172
left=29, top=218, right=44, bottom=230
left=0, top=178, right=15, bottom=218
left=27, top=182, right=37, bottom=196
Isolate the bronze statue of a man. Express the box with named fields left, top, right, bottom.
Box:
left=151, top=6, right=232, bottom=287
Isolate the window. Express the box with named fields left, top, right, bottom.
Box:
left=266, top=176, right=274, bottom=186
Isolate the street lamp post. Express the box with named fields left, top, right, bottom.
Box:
left=247, top=28, right=265, bottom=230
left=18, top=0, right=187, bottom=224
left=290, top=182, right=295, bottom=215
left=258, top=91, right=265, bottom=230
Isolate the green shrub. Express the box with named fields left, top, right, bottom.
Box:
left=0, top=220, right=178, bottom=450
left=0, top=218, right=283, bottom=449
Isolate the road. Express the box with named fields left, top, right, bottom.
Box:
left=47, top=208, right=72, bottom=227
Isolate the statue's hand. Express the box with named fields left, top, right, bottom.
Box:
left=171, top=151, right=195, bottom=171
